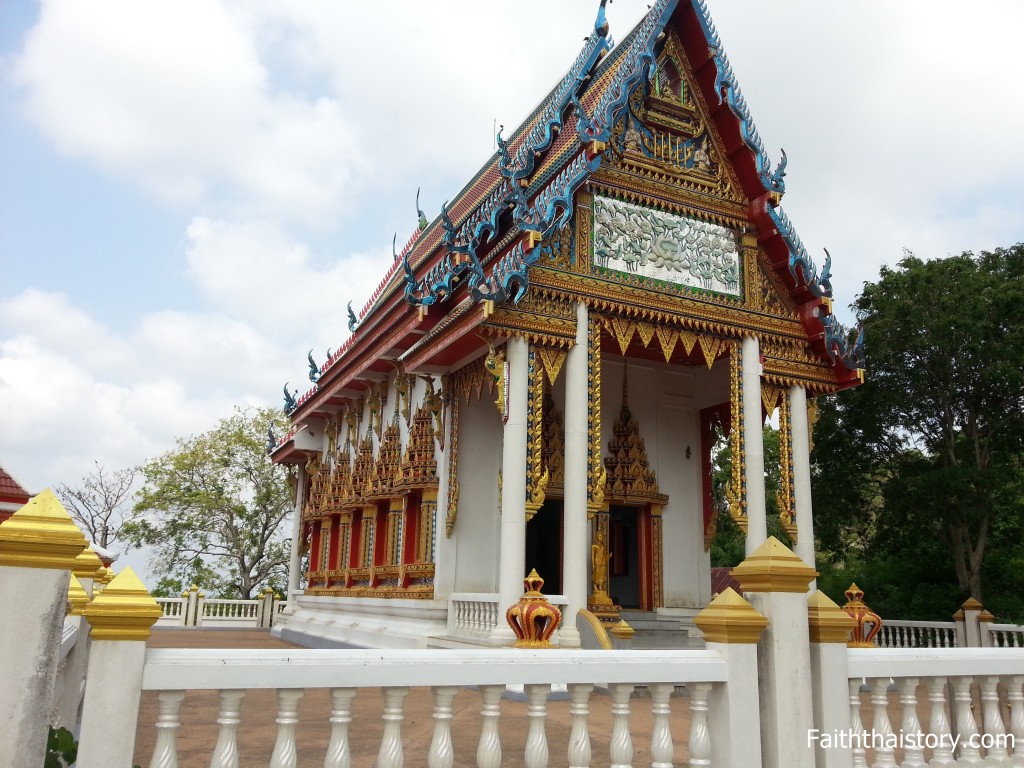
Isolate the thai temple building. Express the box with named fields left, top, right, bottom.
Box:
left=270, top=0, right=864, bottom=649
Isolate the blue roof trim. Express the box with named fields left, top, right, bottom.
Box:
left=498, top=1, right=614, bottom=182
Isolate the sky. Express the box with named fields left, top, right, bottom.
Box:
left=2, top=0, right=1023, bottom=560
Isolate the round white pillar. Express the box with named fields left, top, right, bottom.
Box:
left=560, top=301, right=590, bottom=648
left=286, top=463, right=306, bottom=598
left=490, top=336, right=530, bottom=644
left=741, top=336, right=768, bottom=554
left=789, top=386, right=816, bottom=584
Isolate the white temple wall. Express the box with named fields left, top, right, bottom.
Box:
left=448, top=393, right=502, bottom=594
left=602, top=357, right=725, bottom=610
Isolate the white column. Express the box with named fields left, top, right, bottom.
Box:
left=790, top=385, right=816, bottom=582
left=561, top=301, right=589, bottom=649
left=491, top=336, right=529, bottom=645
left=286, top=463, right=306, bottom=598
left=742, top=336, right=768, bottom=554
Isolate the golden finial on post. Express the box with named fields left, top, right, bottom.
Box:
left=83, top=567, right=162, bottom=641
left=841, top=583, right=882, bottom=647
left=506, top=569, right=562, bottom=648
left=0, top=489, right=88, bottom=570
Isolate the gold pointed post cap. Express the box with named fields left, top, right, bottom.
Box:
left=807, top=590, right=856, bottom=644
left=979, top=610, right=996, bottom=623
left=694, top=588, right=769, bottom=644
left=731, top=536, right=818, bottom=593
left=67, top=574, right=90, bottom=616
left=962, top=597, right=984, bottom=611
left=0, top=489, right=88, bottom=570
left=83, top=567, right=162, bottom=641
left=610, top=620, right=635, bottom=640
left=73, top=546, right=105, bottom=580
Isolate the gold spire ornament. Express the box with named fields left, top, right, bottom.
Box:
left=0, top=489, right=87, bottom=570
left=82, top=567, right=162, bottom=641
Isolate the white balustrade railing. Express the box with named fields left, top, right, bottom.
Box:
left=876, top=619, right=958, bottom=648
left=989, top=623, right=1024, bottom=648
left=447, top=592, right=568, bottom=641
left=138, top=647, right=731, bottom=768
left=847, top=648, right=1024, bottom=765
left=154, top=589, right=286, bottom=628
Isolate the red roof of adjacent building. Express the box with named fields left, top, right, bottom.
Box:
left=0, top=464, right=32, bottom=524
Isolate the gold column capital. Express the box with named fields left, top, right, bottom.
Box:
left=694, top=588, right=768, bottom=644
left=0, top=488, right=88, bottom=570
left=807, top=590, right=855, bottom=644
left=83, top=567, right=162, bottom=641
left=731, top=536, right=817, bottom=593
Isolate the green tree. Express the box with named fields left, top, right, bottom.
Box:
left=123, top=407, right=294, bottom=598
left=814, top=246, right=1024, bottom=606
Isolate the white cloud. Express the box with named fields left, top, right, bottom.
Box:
left=12, top=0, right=365, bottom=224
left=183, top=216, right=389, bottom=351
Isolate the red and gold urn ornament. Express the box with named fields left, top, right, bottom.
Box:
left=841, top=583, right=882, bottom=648
left=506, top=569, right=562, bottom=648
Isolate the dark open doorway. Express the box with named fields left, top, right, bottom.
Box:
left=525, top=499, right=563, bottom=595
left=609, top=505, right=641, bottom=608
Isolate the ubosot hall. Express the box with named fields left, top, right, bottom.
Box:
left=269, top=0, right=864, bottom=650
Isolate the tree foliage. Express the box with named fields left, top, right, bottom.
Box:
left=56, top=461, right=140, bottom=551
left=813, top=245, right=1024, bottom=615
left=123, top=407, right=294, bottom=598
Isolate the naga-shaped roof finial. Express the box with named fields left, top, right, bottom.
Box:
left=347, top=301, right=358, bottom=333
left=307, top=349, right=320, bottom=383
left=595, top=0, right=611, bottom=39
left=416, top=187, right=428, bottom=231
left=282, top=383, right=297, bottom=414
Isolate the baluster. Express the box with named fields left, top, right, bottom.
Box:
left=896, top=678, right=925, bottom=768
left=925, top=677, right=956, bottom=766
left=688, top=682, right=711, bottom=768
left=269, top=688, right=304, bottom=768
left=524, top=684, right=550, bottom=768
left=209, top=689, right=245, bottom=768
left=1007, top=676, right=1024, bottom=768
left=477, top=684, right=504, bottom=768
left=324, top=688, right=356, bottom=768
left=149, top=690, right=185, bottom=768
left=377, top=686, right=409, bottom=768
left=952, top=676, right=983, bottom=765
left=649, top=683, right=675, bottom=768
left=567, top=683, right=593, bottom=768
left=849, top=678, right=868, bottom=768
left=428, top=686, right=458, bottom=768
left=870, top=677, right=896, bottom=767
left=608, top=683, right=634, bottom=768
left=981, top=676, right=1010, bottom=763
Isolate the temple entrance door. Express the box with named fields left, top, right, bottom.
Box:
left=525, top=499, right=563, bottom=595
left=609, top=504, right=655, bottom=610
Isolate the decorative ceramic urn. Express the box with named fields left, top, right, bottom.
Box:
left=506, top=569, right=562, bottom=648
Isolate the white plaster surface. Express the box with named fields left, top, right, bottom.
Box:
left=0, top=566, right=69, bottom=768
left=76, top=641, right=146, bottom=768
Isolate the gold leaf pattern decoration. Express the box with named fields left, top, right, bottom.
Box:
left=525, top=346, right=549, bottom=521
left=537, top=346, right=568, bottom=387
left=602, top=369, right=667, bottom=507
left=726, top=341, right=747, bottom=532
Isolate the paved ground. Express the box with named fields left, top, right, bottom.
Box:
left=135, top=629, right=693, bottom=767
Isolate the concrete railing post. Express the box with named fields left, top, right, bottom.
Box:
left=694, top=587, right=769, bottom=768
left=0, top=489, right=88, bottom=768
left=956, top=598, right=986, bottom=648
left=260, top=588, right=275, bottom=627
left=732, top=536, right=818, bottom=768
left=54, top=575, right=92, bottom=730
left=76, top=567, right=162, bottom=768
left=195, top=588, right=206, bottom=627
left=807, top=590, right=855, bottom=768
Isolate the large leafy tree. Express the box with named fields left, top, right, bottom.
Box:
left=123, top=407, right=294, bottom=598
left=816, top=246, right=1024, bottom=606
left=56, top=461, right=140, bottom=550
